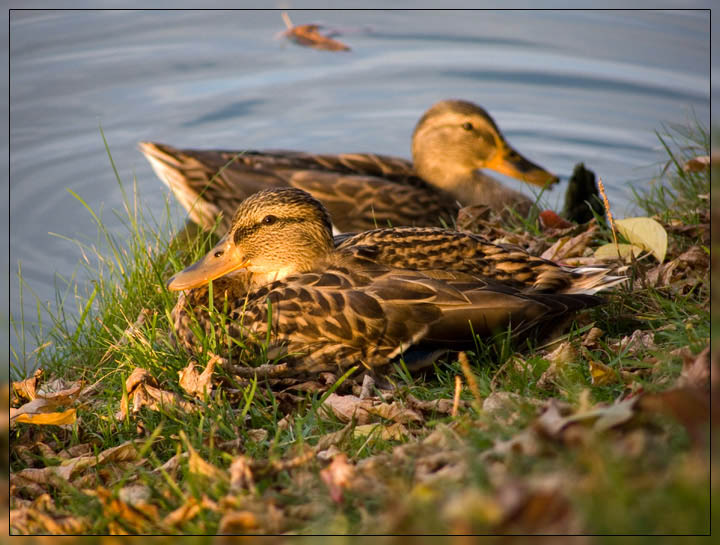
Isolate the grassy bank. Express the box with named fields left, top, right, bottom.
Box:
left=8, top=123, right=712, bottom=537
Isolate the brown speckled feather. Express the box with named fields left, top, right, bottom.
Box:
left=168, top=188, right=623, bottom=376
left=140, top=143, right=459, bottom=233
left=172, top=262, right=599, bottom=375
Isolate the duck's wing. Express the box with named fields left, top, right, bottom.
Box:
left=140, top=142, right=457, bottom=233
left=172, top=268, right=600, bottom=376
left=336, top=227, right=624, bottom=295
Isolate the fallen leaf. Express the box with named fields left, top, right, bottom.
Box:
left=677, top=345, right=710, bottom=390
left=163, top=496, right=202, bottom=528
left=218, top=510, right=260, bottom=533
left=588, top=360, right=617, bottom=386
left=183, top=433, right=228, bottom=483
left=594, top=243, right=644, bottom=261
left=638, top=387, right=709, bottom=447
left=677, top=246, right=709, bottom=269
left=117, top=367, right=196, bottom=420
left=12, top=368, right=43, bottom=403
left=645, top=259, right=679, bottom=287
left=615, top=217, right=668, bottom=263
left=178, top=356, right=217, bottom=399
left=353, top=422, right=410, bottom=441
left=321, top=393, right=422, bottom=425
left=582, top=327, right=604, bottom=348
left=614, top=329, right=656, bottom=355
left=545, top=341, right=578, bottom=365
left=229, top=455, right=255, bottom=492
left=541, top=226, right=597, bottom=261
left=12, top=407, right=76, bottom=427
left=320, top=453, right=355, bottom=503
left=539, top=210, right=574, bottom=230
left=682, top=155, right=709, bottom=172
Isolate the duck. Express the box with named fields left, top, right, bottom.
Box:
left=168, top=188, right=623, bottom=377
left=140, top=99, right=559, bottom=235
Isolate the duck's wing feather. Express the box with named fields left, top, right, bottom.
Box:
left=140, top=142, right=456, bottom=233
left=172, top=268, right=600, bottom=376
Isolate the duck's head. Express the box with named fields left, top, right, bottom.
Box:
left=168, top=188, right=334, bottom=290
left=411, top=99, right=559, bottom=189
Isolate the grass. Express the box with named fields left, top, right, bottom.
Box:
left=7, top=122, right=712, bottom=536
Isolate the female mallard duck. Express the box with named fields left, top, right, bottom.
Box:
left=168, top=188, right=622, bottom=376
left=141, top=99, right=558, bottom=234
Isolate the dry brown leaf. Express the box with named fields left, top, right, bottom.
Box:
left=539, top=210, right=574, bottom=230
left=582, top=327, right=604, bottom=348
left=541, top=226, right=597, bottom=261
left=536, top=397, right=638, bottom=439
left=406, top=394, right=460, bottom=415
left=677, top=345, right=710, bottom=390
left=218, top=510, right=260, bottom=533
left=186, top=440, right=227, bottom=482
left=638, top=387, right=709, bottom=446
left=90, top=486, right=151, bottom=533
left=117, top=367, right=196, bottom=420
left=645, top=259, right=679, bottom=287
left=12, top=368, right=43, bottom=404
left=320, top=453, right=355, bottom=503
left=10, top=379, right=84, bottom=427
left=321, top=393, right=421, bottom=425
left=353, top=422, right=410, bottom=441
left=178, top=356, right=218, bottom=399
left=229, top=455, right=255, bottom=492
left=677, top=246, right=710, bottom=268
left=615, top=329, right=656, bottom=355
left=683, top=155, right=710, bottom=172
left=163, top=496, right=202, bottom=528
left=58, top=443, right=93, bottom=459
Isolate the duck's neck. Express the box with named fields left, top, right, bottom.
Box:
left=416, top=163, right=534, bottom=213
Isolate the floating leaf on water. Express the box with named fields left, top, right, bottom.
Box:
left=594, top=243, right=644, bottom=261
left=280, top=12, right=351, bottom=52
left=615, top=217, right=668, bottom=262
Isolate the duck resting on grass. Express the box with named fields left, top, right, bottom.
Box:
left=141, top=99, right=559, bottom=235
left=168, top=188, right=623, bottom=377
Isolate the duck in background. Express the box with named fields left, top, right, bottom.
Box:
left=140, top=99, right=559, bottom=235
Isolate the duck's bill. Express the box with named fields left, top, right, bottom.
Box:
left=167, top=237, right=249, bottom=291
left=486, top=145, right=559, bottom=188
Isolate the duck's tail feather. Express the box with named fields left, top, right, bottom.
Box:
left=564, top=266, right=628, bottom=295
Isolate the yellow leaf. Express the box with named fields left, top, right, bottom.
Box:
left=13, top=408, right=76, bottom=426
left=589, top=360, right=616, bottom=386
left=615, top=217, right=668, bottom=263
left=594, top=243, right=644, bottom=261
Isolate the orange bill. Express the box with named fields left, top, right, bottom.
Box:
left=168, top=236, right=249, bottom=291
left=485, top=144, right=559, bottom=188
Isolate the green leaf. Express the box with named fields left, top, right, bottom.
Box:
left=615, top=217, right=668, bottom=262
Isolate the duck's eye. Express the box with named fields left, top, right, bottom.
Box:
left=262, top=215, right=277, bottom=225
left=462, top=122, right=474, bottom=131
left=214, top=250, right=224, bottom=258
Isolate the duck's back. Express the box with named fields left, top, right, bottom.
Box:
left=140, top=142, right=459, bottom=234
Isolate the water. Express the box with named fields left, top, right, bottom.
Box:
left=8, top=9, right=710, bottom=372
